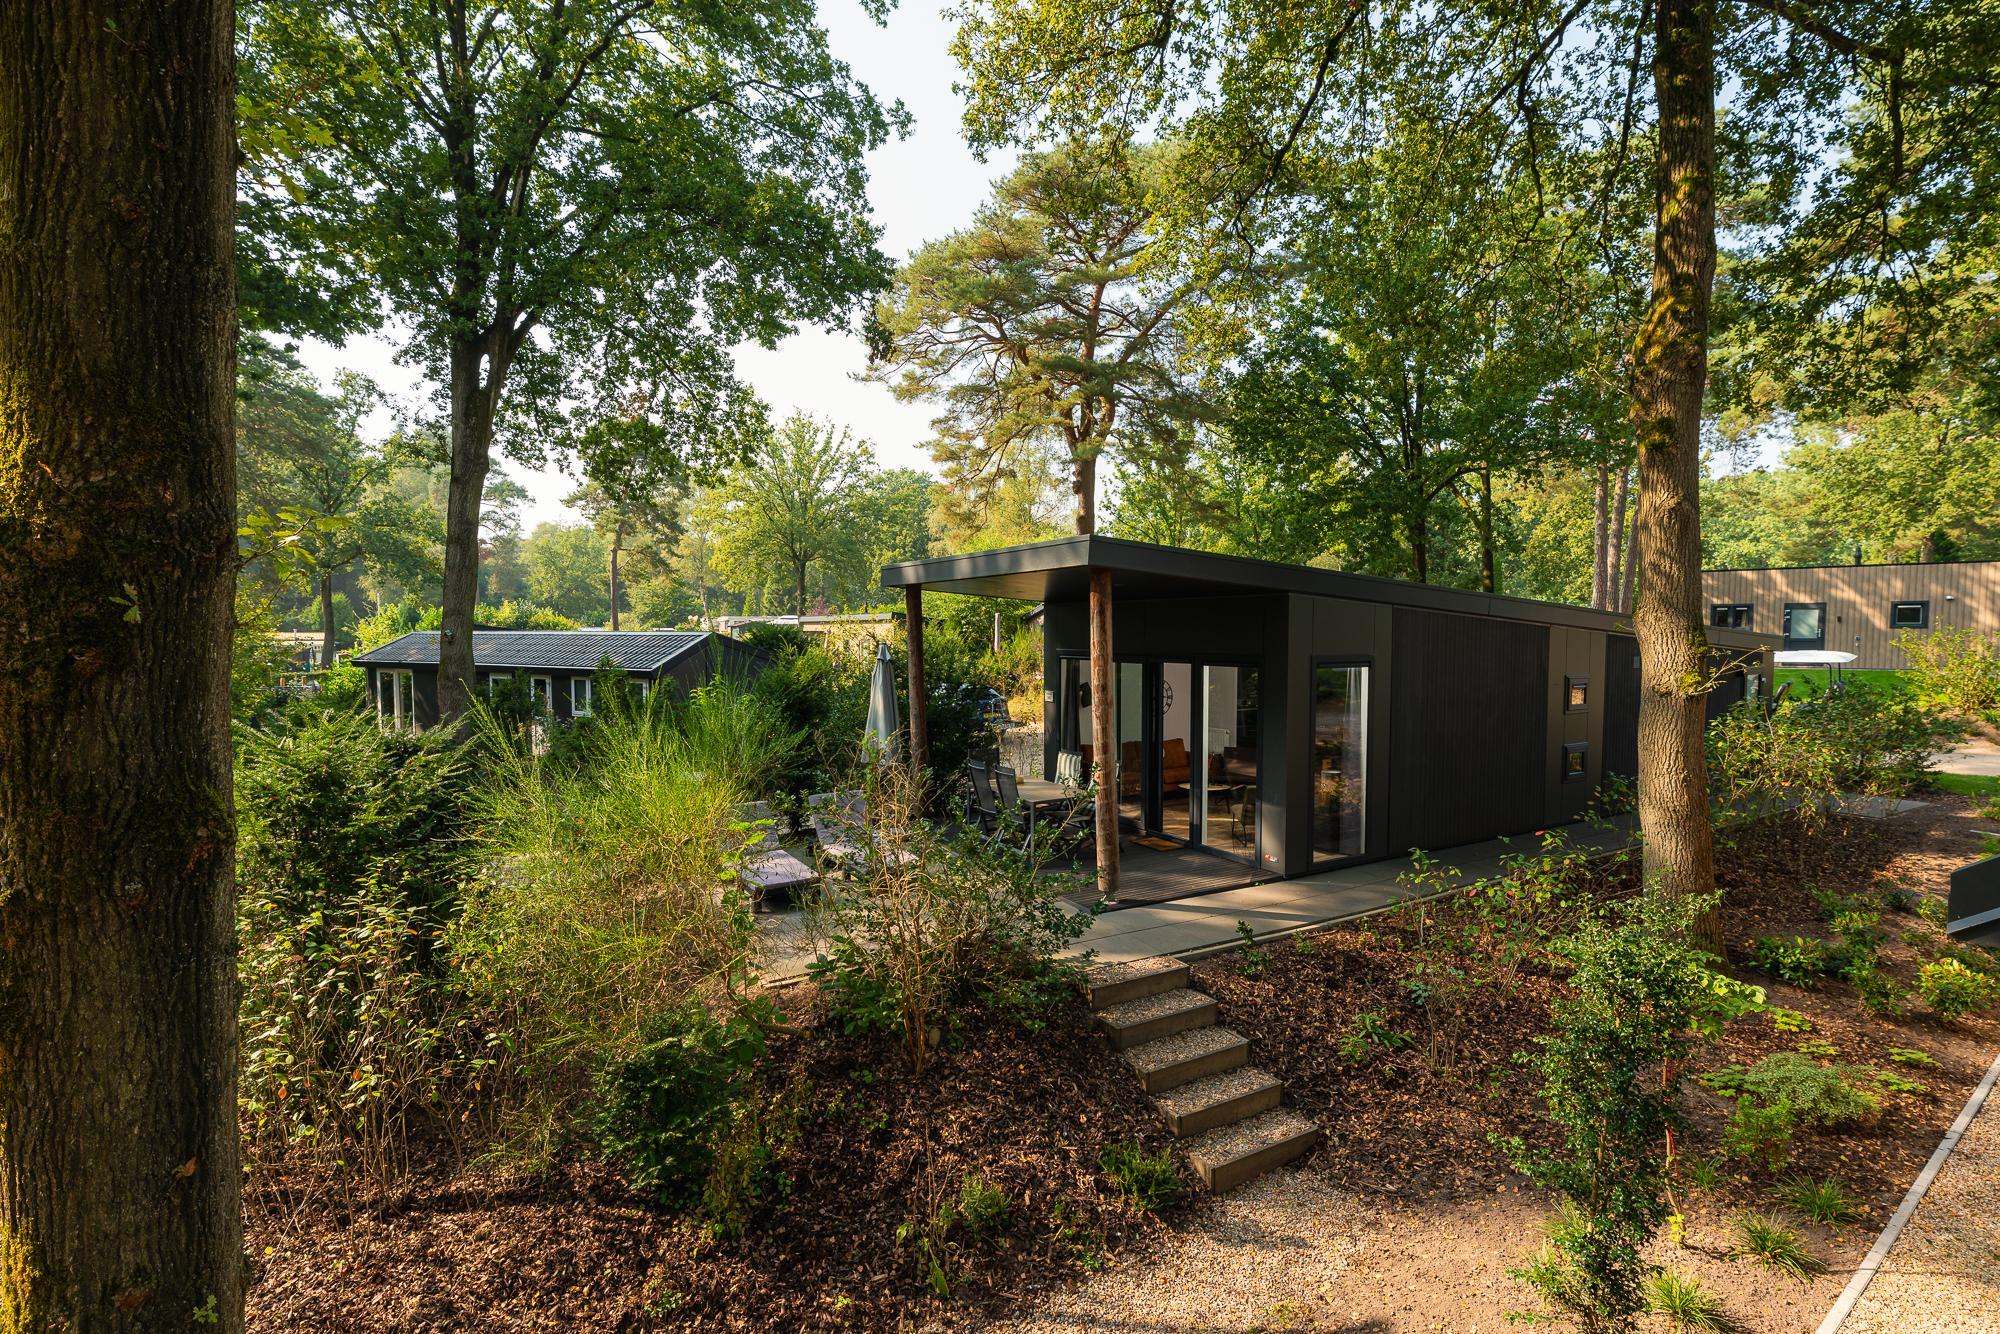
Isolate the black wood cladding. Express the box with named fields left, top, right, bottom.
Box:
left=1388, top=609, right=1549, bottom=852
left=1603, top=633, right=1642, bottom=780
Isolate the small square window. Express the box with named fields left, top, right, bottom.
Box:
left=1710, top=603, right=1753, bottom=630
left=1564, top=674, right=1589, bottom=713
left=1890, top=600, right=1930, bottom=630
left=1562, top=741, right=1589, bottom=782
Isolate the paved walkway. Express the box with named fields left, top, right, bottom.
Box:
left=1937, top=741, right=2000, bottom=778
left=755, top=795, right=1932, bottom=978
left=1064, top=816, right=1643, bottom=964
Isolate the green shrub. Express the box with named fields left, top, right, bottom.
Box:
left=592, top=1000, right=773, bottom=1207
left=1767, top=1006, right=1813, bottom=1033
left=1504, top=889, right=1762, bottom=1327
left=237, top=709, right=477, bottom=930
left=1917, top=958, right=2000, bottom=1020
left=1848, top=960, right=1905, bottom=1017
left=1722, top=1100, right=1796, bottom=1173
left=1732, top=1214, right=1827, bottom=1280
left=807, top=765, right=1091, bottom=1072
left=1749, top=936, right=1835, bottom=987
left=1794, top=682, right=1964, bottom=795
left=1337, top=1011, right=1411, bottom=1065
left=1099, top=1142, right=1181, bottom=1211
left=1917, top=897, right=1951, bottom=931
left=954, top=1172, right=1011, bottom=1237
left=1833, top=909, right=1884, bottom=954
left=1734, top=1051, right=1882, bottom=1129
left=1893, top=624, right=2000, bottom=717
left=237, top=878, right=497, bottom=1192
left=701, top=1079, right=808, bottom=1238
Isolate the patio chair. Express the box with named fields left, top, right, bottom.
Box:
left=967, top=760, right=1000, bottom=833
left=1055, top=750, right=1085, bottom=786
left=733, top=800, right=819, bottom=910
left=992, top=764, right=1026, bottom=833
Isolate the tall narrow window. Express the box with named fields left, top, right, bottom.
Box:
left=1201, top=666, right=1260, bottom=857
left=395, top=670, right=415, bottom=727
left=570, top=676, right=594, bottom=716
left=1312, top=665, right=1368, bottom=860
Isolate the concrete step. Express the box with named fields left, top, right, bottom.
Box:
left=1083, top=956, right=1191, bottom=1010
left=1184, top=1108, right=1320, bottom=1192
left=1123, top=1025, right=1249, bottom=1094
left=1155, top=1066, right=1283, bottom=1137
left=1095, top=987, right=1217, bottom=1050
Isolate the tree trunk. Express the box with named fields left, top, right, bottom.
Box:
left=794, top=556, right=808, bottom=617
left=1088, top=567, right=1120, bottom=899
left=905, top=586, right=929, bottom=776
left=0, top=1, right=244, bottom=1327
left=1073, top=451, right=1097, bottom=535
left=1611, top=464, right=1634, bottom=614
left=1409, top=509, right=1429, bottom=584
left=1592, top=461, right=1611, bottom=610
left=608, top=527, right=623, bottom=631
left=1476, top=467, right=1497, bottom=594
left=319, top=570, right=338, bottom=669
left=1631, top=0, right=1725, bottom=954
left=437, top=340, right=496, bottom=722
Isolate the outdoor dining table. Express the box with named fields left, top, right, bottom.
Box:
left=1013, top=777, right=1084, bottom=831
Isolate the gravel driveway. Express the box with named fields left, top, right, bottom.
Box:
left=1840, top=1061, right=2000, bottom=1333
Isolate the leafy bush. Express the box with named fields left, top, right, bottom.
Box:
left=237, top=710, right=477, bottom=930
left=1337, top=1011, right=1411, bottom=1065
left=1887, top=1045, right=1937, bottom=1067
left=591, top=1001, right=772, bottom=1207
left=1917, top=957, right=2000, bottom=1020
left=1504, top=889, right=1762, bottom=1327
left=1894, top=624, right=2000, bottom=718
left=1749, top=936, right=1836, bottom=987
left=699, top=1075, right=807, bottom=1238
left=1099, top=1142, right=1180, bottom=1211
left=807, top=765, right=1091, bottom=1071
left=1721, top=1100, right=1796, bottom=1173
left=954, top=1172, right=1011, bottom=1237
left=1791, top=682, right=1963, bottom=795
left=238, top=879, right=499, bottom=1195
left=1734, top=1052, right=1881, bottom=1129
left=1832, top=909, right=1884, bottom=954
left=1847, top=960, right=1905, bottom=1017
left=1767, top=1006, right=1813, bottom=1033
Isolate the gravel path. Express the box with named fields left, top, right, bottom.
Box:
left=1840, top=1060, right=2000, bottom=1333
left=980, top=1169, right=1372, bottom=1332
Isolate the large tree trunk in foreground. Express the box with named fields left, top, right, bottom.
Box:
left=1631, top=0, right=1725, bottom=953
left=438, top=342, right=497, bottom=721
left=0, top=1, right=244, bottom=1327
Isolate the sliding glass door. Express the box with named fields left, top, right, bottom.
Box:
left=1312, top=664, right=1369, bottom=861
left=1201, top=666, right=1260, bottom=856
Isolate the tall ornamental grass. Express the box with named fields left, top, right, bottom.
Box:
left=460, top=682, right=796, bottom=1152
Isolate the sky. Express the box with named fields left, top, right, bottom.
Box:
left=293, top=2, right=1012, bottom=531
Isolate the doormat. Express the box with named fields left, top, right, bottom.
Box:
left=1132, top=836, right=1179, bottom=851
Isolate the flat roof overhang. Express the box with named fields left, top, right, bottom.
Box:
left=884, top=535, right=1780, bottom=650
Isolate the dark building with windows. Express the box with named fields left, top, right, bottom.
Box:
left=352, top=629, right=766, bottom=729
left=885, top=537, right=1775, bottom=883
left=1703, top=559, right=2000, bottom=669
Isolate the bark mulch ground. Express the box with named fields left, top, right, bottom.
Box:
left=249, top=796, right=2000, bottom=1333
left=247, top=991, right=1177, bottom=1332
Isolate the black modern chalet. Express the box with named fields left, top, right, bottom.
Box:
left=883, top=536, right=1778, bottom=888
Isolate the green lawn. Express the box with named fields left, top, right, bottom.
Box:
left=1772, top=667, right=1913, bottom=697
left=1930, top=772, right=2000, bottom=800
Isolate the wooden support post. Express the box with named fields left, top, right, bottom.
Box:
left=905, top=585, right=929, bottom=775
left=1088, top=567, right=1120, bottom=901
